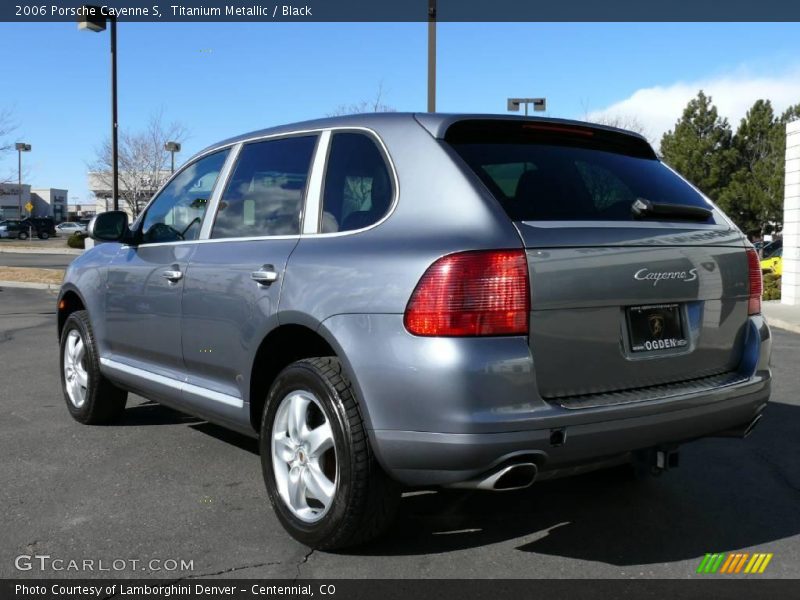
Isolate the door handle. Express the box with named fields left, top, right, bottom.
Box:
left=251, top=265, right=278, bottom=285
left=162, top=269, right=183, bottom=282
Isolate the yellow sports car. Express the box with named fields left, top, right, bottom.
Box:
left=761, top=248, right=782, bottom=275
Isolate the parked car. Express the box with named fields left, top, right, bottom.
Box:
left=22, top=216, right=56, bottom=239
left=56, top=221, right=87, bottom=234
left=761, top=248, right=783, bottom=275
left=57, top=114, right=771, bottom=549
left=0, top=217, right=56, bottom=239
left=0, top=219, right=33, bottom=240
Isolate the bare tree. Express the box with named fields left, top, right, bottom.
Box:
left=328, top=82, right=396, bottom=117
left=0, top=108, right=19, bottom=184
left=588, top=113, right=648, bottom=137
left=90, top=111, right=189, bottom=217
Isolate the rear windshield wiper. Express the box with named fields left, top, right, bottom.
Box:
left=631, top=198, right=713, bottom=222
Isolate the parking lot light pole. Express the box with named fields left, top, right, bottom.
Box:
left=507, top=97, right=547, bottom=116
left=78, top=6, right=119, bottom=211
left=165, top=141, right=181, bottom=173
left=15, top=143, right=31, bottom=218
left=427, top=0, right=436, bottom=112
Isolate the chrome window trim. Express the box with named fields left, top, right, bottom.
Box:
left=100, top=357, right=244, bottom=409
left=126, top=126, right=398, bottom=247
left=302, top=130, right=332, bottom=234
left=198, top=143, right=243, bottom=240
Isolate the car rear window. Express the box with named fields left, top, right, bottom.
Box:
left=445, top=120, right=715, bottom=223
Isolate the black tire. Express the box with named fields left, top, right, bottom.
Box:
left=59, top=310, right=127, bottom=424
left=39, top=231, right=50, bottom=240
left=17, top=231, right=28, bottom=240
left=260, top=357, right=400, bottom=550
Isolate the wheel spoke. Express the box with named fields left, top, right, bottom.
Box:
left=306, top=422, right=333, bottom=456
left=303, top=463, right=335, bottom=506
left=75, top=367, right=88, bottom=388
left=288, top=466, right=308, bottom=511
left=67, top=332, right=78, bottom=363
left=274, top=433, right=295, bottom=462
left=73, top=338, right=85, bottom=364
left=286, top=394, right=310, bottom=442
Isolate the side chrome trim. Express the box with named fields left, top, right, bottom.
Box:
left=125, top=126, right=399, bottom=247
left=199, top=143, right=243, bottom=240
left=302, top=130, right=332, bottom=234
left=99, top=357, right=244, bottom=409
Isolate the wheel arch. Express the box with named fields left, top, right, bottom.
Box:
left=57, top=286, right=87, bottom=339
left=249, top=319, right=362, bottom=433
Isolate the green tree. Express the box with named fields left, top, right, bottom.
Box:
left=660, top=91, right=737, bottom=204
left=718, top=100, right=800, bottom=235
left=717, top=100, right=780, bottom=234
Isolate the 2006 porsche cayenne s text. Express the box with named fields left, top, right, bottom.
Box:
left=58, top=114, right=770, bottom=549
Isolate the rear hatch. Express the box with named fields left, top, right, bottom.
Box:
left=445, top=119, right=751, bottom=400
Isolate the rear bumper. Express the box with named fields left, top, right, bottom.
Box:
left=372, top=375, right=769, bottom=485
left=320, top=313, right=771, bottom=487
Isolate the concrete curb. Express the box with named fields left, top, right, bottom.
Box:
left=0, top=280, right=60, bottom=291
left=765, top=318, right=800, bottom=336
left=0, top=247, right=82, bottom=256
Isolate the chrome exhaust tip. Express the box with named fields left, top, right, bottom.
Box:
left=448, top=462, right=538, bottom=491
left=743, top=414, right=762, bottom=438
left=713, top=414, right=763, bottom=439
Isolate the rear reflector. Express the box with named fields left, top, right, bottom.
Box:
left=404, top=250, right=530, bottom=337
left=746, top=248, right=762, bottom=316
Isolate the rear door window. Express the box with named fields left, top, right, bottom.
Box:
left=211, top=136, right=317, bottom=239
left=319, top=132, right=394, bottom=233
left=446, top=120, right=716, bottom=223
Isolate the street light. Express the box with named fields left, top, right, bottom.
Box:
left=78, top=6, right=119, bottom=211
left=507, top=97, right=547, bottom=116
left=165, top=141, right=181, bottom=173
left=427, top=0, right=436, bottom=112
left=15, top=143, right=31, bottom=218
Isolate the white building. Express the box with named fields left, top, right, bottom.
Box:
left=88, top=170, right=170, bottom=218
left=0, top=184, right=69, bottom=221
left=31, top=188, right=68, bottom=221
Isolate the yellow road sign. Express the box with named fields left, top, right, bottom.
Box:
left=24, top=202, right=33, bottom=212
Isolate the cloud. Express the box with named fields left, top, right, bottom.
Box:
left=587, top=68, right=800, bottom=148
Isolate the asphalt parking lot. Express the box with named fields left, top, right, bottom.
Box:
left=0, top=253, right=75, bottom=269
left=1, top=287, right=798, bottom=579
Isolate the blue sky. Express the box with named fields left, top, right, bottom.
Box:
left=1, top=22, right=799, bottom=205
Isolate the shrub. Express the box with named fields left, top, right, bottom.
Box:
left=762, top=272, right=781, bottom=301
left=67, top=232, right=87, bottom=249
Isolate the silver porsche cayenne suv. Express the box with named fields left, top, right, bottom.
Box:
left=57, top=114, right=771, bottom=549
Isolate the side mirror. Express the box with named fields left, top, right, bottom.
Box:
left=88, top=211, right=130, bottom=243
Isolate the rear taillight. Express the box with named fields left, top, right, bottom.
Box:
left=404, top=250, right=530, bottom=337
left=746, top=248, right=762, bottom=316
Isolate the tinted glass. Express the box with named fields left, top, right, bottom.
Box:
left=212, top=136, right=317, bottom=239
left=141, top=150, right=229, bottom=243
left=447, top=123, right=714, bottom=222
left=320, top=133, right=393, bottom=233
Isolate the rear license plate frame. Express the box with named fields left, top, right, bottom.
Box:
left=626, top=303, right=688, bottom=354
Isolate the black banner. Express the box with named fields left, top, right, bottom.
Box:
left=3, top=0, right=800, bottom=22
left=1, top=579, right=796, bottom=600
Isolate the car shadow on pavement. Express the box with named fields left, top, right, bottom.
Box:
left=117, top=400, right=203, bottom=427
left=188, top=422, right=260, bottom=455
left=348, top=401, right=799, bottom=565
